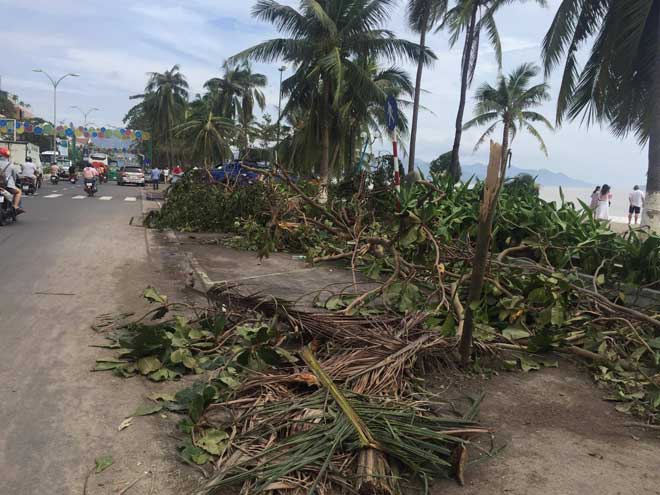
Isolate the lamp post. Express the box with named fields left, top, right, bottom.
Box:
left=33, top=69, right=79, bottom=163
left=275, top=65, right=287, bottom=162
left=70, top=106, right=99, bottom=126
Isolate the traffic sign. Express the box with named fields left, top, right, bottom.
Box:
left=385, top=95, right=398, bottom=131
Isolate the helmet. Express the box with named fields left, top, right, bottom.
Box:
left=0, top=147, right=9, bottom=158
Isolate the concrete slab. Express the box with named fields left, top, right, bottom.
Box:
left=171, top=232, right=377, bottom=306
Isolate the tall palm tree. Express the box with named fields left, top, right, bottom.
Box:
left=542, top=0, right=660, bottom=230
left=464, top=62, right=553, bottom=169
left=205, top=61, right=267, bottom=123
left=444, top=0, right=546, bottom=181
left=175, top=103, right=236, bottom=169
left=231, top=0, right=432, bottom=201
left=133, top=64, right=189, bottom=167
left=459, top=62, right=552, bottom=365
left=406, top=0, right=446, bottom=174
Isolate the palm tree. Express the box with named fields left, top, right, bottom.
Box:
left=205, top=61, right=267, bottom=123
left=175, top=104, right=236, bottom=169
left=459, top=62, right=552, bottom=365
left=231, top=0, right=432, bottom=201
left=133, top=65, right=189, bottom=167
left=406, top=0, right=446, bottom=174
left=444, top=0, right=546, bottom=181
left=542, top=0, right=660, bottom=231
left=464, top=62, right=553, bottom=169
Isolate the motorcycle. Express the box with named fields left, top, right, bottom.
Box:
left=19, top=176, right=37, bottom=195
left=84, top=180, right=97, bottom=197
left=50, top=174, right=60, bottom=185
left=69, top=174, right=78, bottom=184
left=0, top=188, right=17, bottom=226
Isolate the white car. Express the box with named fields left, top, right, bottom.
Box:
left=118, top=166, right=145, bottom=186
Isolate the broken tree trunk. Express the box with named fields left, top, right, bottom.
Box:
left=459, top=141, right=503, bottom=366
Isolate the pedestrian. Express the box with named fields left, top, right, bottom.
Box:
left=590, top=186, right=601, bottom=210
left=150, top=166, right=161, bottom=190
left=628, top=185, right=645, bottom=225
left=595, top=184, right=612, bottom=221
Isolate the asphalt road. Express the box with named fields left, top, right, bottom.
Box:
left=0, top=181, right=188, bottom=494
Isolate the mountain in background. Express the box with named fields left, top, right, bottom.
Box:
left=414, top=159, right=592, bottom=188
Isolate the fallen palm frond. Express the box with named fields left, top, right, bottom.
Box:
left=196, top=390, right=489, bottom=495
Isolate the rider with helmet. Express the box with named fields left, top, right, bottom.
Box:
left=0, top=147, right=24, bottom=214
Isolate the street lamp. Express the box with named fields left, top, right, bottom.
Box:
left=275, top=65, right=287, bottom=161
left=70, top=105, right=99, bottom=126
left=33, top=69, right=79, bottom=163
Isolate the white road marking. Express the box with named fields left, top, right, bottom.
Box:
left=43, top=194, right=62, bottom=198
left=124, top=197, right=137, bottom=202
left=72, top=195, right=86, bottom=199
left=99, top=196, right=112, bottom=201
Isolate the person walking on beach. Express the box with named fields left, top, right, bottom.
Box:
left=628, top=185, right=645, bottom=225
left=590, top=186, right=601, bottom=210
left=596, top=184, right=612, bottom=221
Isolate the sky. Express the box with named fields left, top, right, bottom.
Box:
left=0, top=0, right=647, bottom=187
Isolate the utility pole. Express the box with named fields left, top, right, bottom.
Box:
left=275, top=65, right=286, bottom=162
left=33, top=69, right=79, bottom=163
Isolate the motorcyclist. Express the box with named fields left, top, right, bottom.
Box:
left=20, top=157, right=38, bottom=188
left=82, top=162, right=99, bottom=191
left=50, top=161, right=60, bottom=177
left=0, top=147, right=24, bottom=214
left=69, top=163, right=77, bottom=182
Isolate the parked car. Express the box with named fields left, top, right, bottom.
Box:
left=211, top=161, right=269, bottom=184
left=117, top=166, right=145, bottom=186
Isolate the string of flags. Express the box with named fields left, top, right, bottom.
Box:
left=0, top=120, right=150, bottom=141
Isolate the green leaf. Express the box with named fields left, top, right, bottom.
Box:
left=195, top=429, right=229, bottom=455
left=275, top=348, right=299, bottom=364
left=179, top=438, right=210, bottom=465
left=550, top=304, right=566, bottom=327
left=518, top=356, right=541, bottom=372
left=188, top=328, right=203, bottom=340
left=325, top=295, right=346, bottom=310
left=137, top=356, right=162, bottom=375
left=148, top=368, right=181, bottom=381
left=219, top=374, right=240, bottom=389
left=400, top=226, right=420, bottom=247
left=93, top=360, right=126, bottom=371
left=596, top=274, right=606, bottom=286
left=94, top=454, right=114, bottom=473
left=648, top=337, right=660, bottom=350
left=132, top=402, right=163, bottom=417
left=257, top=347, right=282, bottom=366
left=212, top=314, right=226, bottom=336
left=143, top=286, right=167, bottom=304
left=182, top=355, right=198, bottom=369
left=147, top=392, right=176, bottom=402
left=502, top=327, right=531, bottom=341
left=170, top=348, right=189, bottom=364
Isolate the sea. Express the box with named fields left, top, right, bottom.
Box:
left=538, top=186, right=644, bottom=223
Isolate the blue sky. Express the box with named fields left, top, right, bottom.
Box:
left=0, top=0, right=646, bottom=186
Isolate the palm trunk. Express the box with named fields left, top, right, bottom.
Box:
left=408, top=14, right=428, bottom=175
left=319, top=83, right=331, bottom=204
left=169, top=126, right=175, bottom=168
left=459, top=123, right=508, bottom=366
left=449, top=6, right=478, bottom=181
left=642, top=6, right=660, bottom=231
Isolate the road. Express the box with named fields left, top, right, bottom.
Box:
left=0, top=181, right=193, bottom=494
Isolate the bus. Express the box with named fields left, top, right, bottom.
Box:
left=88, top=152, right=109, bottom=167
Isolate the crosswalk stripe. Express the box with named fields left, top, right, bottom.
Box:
left=72, top=195, right=86, bottom=199
left=99, top=196, right=112, bottom=201
left=43, top=194, right=62, bottom=198
left=124, top=197, right=137, bottom=202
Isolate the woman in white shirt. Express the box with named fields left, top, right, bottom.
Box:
left=595, top=184, right=612, bottom=221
